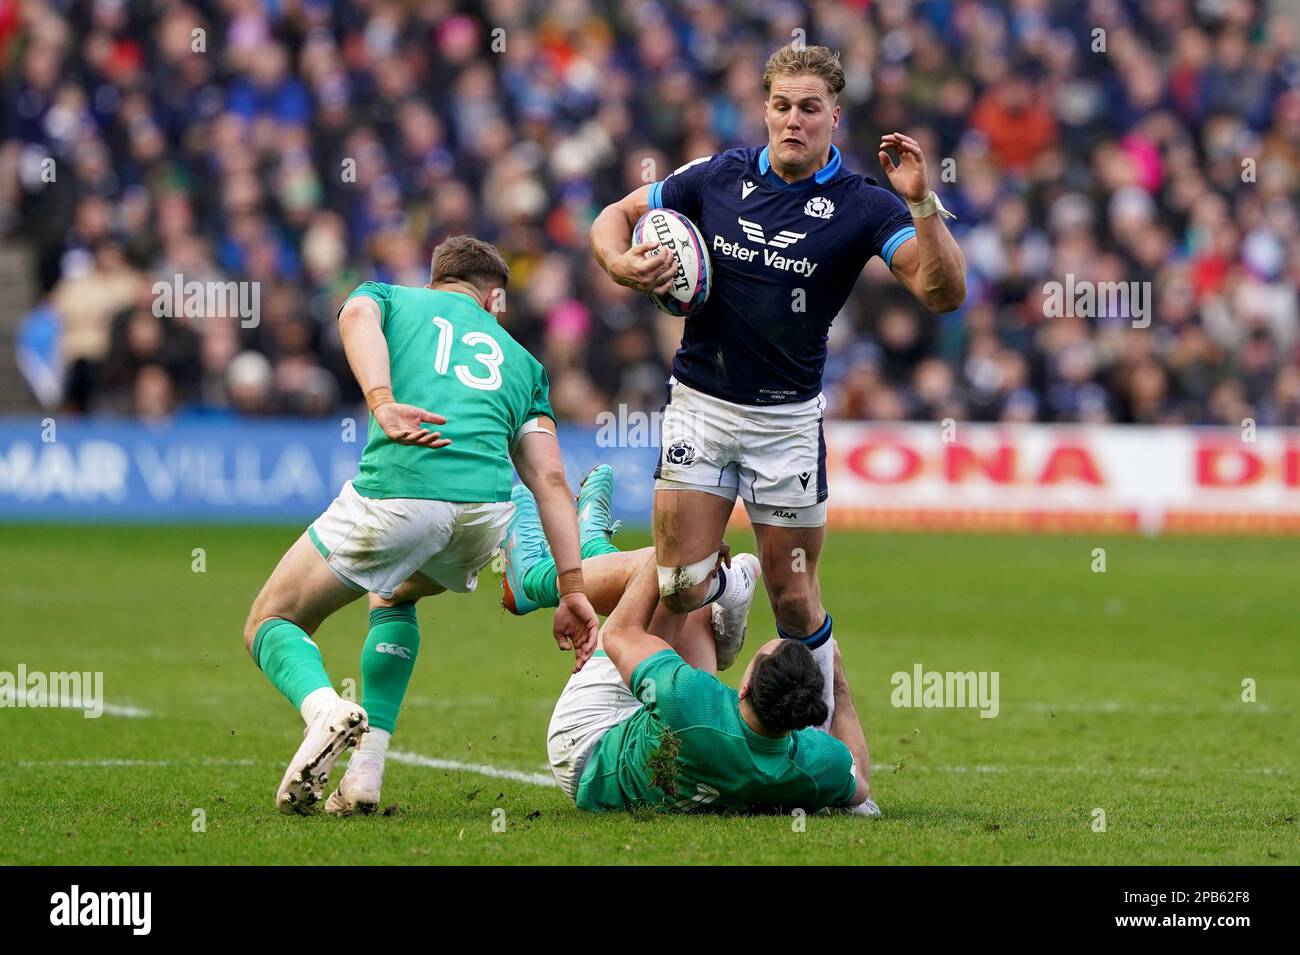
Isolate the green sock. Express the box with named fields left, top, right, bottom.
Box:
left=522, top=556, right=559, bottom=607
left=360, top=604, right=420, bottom=734
left=252, top=618, right=333, bottom=709
left=522, top=537, right=621, bottom=608
left=581, top=537, right=620, bottom=560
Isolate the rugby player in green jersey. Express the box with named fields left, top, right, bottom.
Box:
left=242, top=237, right=599, bottom=815
left=557, top=551, right=877, bottom=815
left=506, top=472, right=879, bottom=816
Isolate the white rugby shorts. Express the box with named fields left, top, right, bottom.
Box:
left=308, top=480, right=512, bottom=599
left=546, top=653, right=643, bottom=800
left=653, top=377, right=828, bottom=527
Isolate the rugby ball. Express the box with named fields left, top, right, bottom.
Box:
left=631, top=208, right=711, bottom=317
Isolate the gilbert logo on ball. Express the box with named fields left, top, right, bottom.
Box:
left=632, top=209, right=712, bottom=317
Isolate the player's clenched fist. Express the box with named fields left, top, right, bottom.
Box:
left=373, top=401, right=452, bottom=449
left=607, top=239, right=679, bottom=295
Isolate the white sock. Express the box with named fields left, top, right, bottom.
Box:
left=715, top=558, right=756, bottom=610
left=808, top=639, right=836, bottom=732
left=357, top=727, right=391, bottom=761
left=703, top=566, right=727, bottom=605
left=299, top=686, right=340, bottom=725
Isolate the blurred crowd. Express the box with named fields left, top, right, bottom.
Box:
left=3, top=0, right=1300, bottom=427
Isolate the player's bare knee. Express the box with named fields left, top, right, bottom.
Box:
left=656, top=552, right=714, bottom=614
left=243, top=591, right=295, bottom=654
left=243, top=580, right=281, bottom=653
left=659, top=578, right=708, bottom=615
left=243, top=611, right=268, bottom=655
left=657, top=548, right=722, bottom=614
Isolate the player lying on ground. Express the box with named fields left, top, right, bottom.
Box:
left=501, top=463, right=760, bottom=673
left=501, top=470, right=876, bottom=813
left=242, top=236, right=599, bottom=815
left=547, top=553, right=880, bottom=815
left=590, top=43, right=966, bottom=731
left=320, top=462, right=761, bottom=813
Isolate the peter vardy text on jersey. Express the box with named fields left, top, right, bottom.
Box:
left=711, top=233, right=819, bottom=277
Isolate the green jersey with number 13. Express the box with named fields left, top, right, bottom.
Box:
left=342, top=281, right=554, bottom=503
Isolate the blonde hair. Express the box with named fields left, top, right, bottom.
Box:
left=762, top=43, right=846, bottom=99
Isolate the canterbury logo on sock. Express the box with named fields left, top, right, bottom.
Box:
left=374, top=643, right=412, bottom=659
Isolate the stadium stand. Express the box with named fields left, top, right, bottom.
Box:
left=2, top=0, right=1298, bottom=426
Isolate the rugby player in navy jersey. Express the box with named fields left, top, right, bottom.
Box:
left=590, top=43, right=966, bottom=728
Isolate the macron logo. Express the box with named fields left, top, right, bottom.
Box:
left=741, top=181, right=756, bottom=200
left=737, top=217, right=806, bottom=249
left=50, top=885, right=151, bottom=935
left=375, top=643, right=412, bottom=660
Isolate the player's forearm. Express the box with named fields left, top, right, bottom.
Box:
left=830, top=681, right=872, bottom=794
left=910, top=214, right=966, bottom=312
left=338, top=303, right=393, bottom=405
left=532, top=472, right=584, bottom=580
left=590, top=203, right=634, bottom=277
left=604, top=556, right=661, bottom=639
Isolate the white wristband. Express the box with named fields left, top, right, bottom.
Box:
left=907, top=191, right=956, bottom=221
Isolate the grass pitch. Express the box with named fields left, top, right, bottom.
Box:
left=0, top=525, right=1296, bottom=865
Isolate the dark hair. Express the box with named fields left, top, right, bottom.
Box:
left=429, top=235, right=510, bottom=290
left=747, top=640, right=828, bottom=732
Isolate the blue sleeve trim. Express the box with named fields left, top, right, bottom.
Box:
left=648, top=181, right=664, bottom=210
left=882, top=226, right=916, bottom=268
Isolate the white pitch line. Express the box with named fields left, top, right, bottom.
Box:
left=388, top=750, right=558, bottom=787
left=387, top=750, right=1290, bottom=785
left=101, top=702, right=153, bottom=718
left=8, top=752, right=1286, bottom=781
left=5, top=689, right=152, bottom=718
left=17, top=759, right=171, bottom=767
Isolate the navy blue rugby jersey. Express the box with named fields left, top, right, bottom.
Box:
left=647, top=145, right=916, bottom=405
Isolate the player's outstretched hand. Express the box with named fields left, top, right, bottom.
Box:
left=373, top=402, right=452, bottom=448
left=554, top=592, right=600, bottom=672
left=610, top=240, right=679, bottom=295
left=878, top=132, right=930, bottom=203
